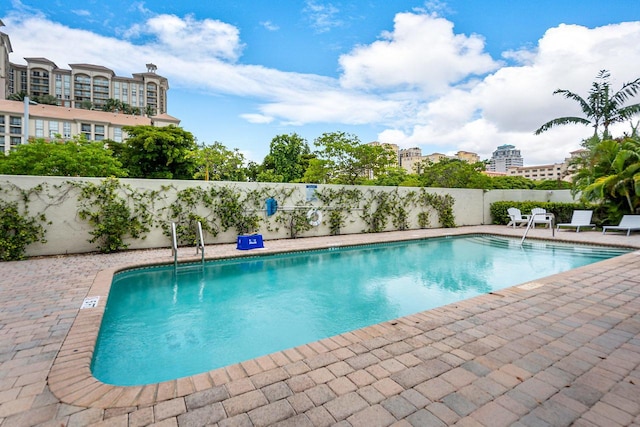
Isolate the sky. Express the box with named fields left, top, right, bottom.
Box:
left=2, top=0, right=640, bottom=165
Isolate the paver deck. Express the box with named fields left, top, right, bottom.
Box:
left=1, top=225, right=640, bottom=426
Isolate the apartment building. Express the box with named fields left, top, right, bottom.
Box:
left=398, top=147, right=481, bottom=174
left=487, top=144, right=524, bottom=172
left=0, top=22, right=179, bottom=153
left=506, top=149, right=588, bottom=182
left=0, top=99, right=180, bottom=152
left=507, top=163, right=566, bottom=181
left=0, top=21, right=168, bottom=115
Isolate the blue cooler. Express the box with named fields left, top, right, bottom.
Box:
left=237, top=234, right=264, bottom=250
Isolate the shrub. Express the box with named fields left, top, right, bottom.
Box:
left=0, top=200, right=47, bottom=261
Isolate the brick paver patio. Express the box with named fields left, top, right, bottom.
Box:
left=1, top=226, right=639, bottom=426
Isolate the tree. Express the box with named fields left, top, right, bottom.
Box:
left=301, top=158, right=332, bottom=184
left=263, top=133, right=310, bottom=182
left=418, top=159, right=491, bottom=188
left=119, top=125, right=197, bottom=179
left=312, top=132, right=397, bottom=185
left=535, top=70, right=640, bottom=139
left=31, top=94, right=58, bottom=105
left=102, top=98, right=125, bottom=112
left=192, top=142, right=246, bottom=181
left=7, top=91, right=27, bottom=101
left=577, top=136, right=640, bottom=219
left=371, top=167, right=421, bottom=187
left=488, top=175, right=535, bottom=189
left=0, top=136, right=127, bottom=177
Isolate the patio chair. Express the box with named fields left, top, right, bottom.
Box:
left=530, top=207, right=553, bottom=228
left=602, top=215, right=640, bottom=236
left=507, top=207, right=529, bottom=228
left=556, top=210, right=595, bottom=232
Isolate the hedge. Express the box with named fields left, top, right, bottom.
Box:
left=490, top=201, right=599, bottom=226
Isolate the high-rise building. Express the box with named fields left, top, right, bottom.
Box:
left=487, top=144, right=523, bottom=172
left=0, top=21, right=179, bottom=153
left=1, top=21, right=168, bottom=115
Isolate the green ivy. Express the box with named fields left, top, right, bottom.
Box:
left=360, top=190, right=392, bottom=233
left=0, top=199, right=47, bottom=261
left=212, top=186, right=262, bottom=235
left=161, top=186, right=219, bottom=245
left=74, top=178, right=155, bottom=253
left=275, top=203, right=314, bottom=238
left=315, top=187, right=362, bottom=235
left=389, top=190, right=416, bottom=231
left=418, top=189, right=456, bottom=228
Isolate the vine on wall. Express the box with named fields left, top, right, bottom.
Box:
left=315, top=187, right=362, bottom=235
left=0, top=178, right=459, bottom=259
left=161, top=186, right=219, bottom=245
left=0, top=183, right=51, bottom=261
left=418, top=189, right=456, bottom=228
left=73, top=178, right=157, bottom=253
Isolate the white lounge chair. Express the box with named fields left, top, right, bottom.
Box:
left=507, top=207, right=529, bottom=228
left=602, top=215, right=640, bottom=236
left=530, top=207, right=553, bottom=228
left=556, top=210, right=595, bottom=232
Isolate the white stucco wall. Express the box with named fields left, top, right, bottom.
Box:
left=1, top=175, right=573, bottom=257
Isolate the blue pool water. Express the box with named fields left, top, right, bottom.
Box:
left=91, top=235, right=630, bottom=386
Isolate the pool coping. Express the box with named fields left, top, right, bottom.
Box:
left=47, top=227, right=640, bottom=409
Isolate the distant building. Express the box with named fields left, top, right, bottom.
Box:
left=397, top=147, right=480, bottom=173
left=487, top=144, right=524, bottom=172
left=507, top=163, right=566, bottom=181
left=506, top=149, right=588, bottom=182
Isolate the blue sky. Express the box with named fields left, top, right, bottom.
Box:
left=2, top=0, right=640, bottom=165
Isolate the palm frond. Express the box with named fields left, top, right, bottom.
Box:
left=534, top=116, right=591, bottom=135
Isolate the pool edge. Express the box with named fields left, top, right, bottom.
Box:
left=47, top=229, right=640, bottom=408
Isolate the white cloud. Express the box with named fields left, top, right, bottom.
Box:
left=71, top=9, right=91, bottom=17
left=260, top=21, right=279, bottom=32
left=142, top=14, right=244, bottom=62
left=303, top=0, right=341, bottom=33
left=241, top=113, right=274, bottom=124
left=338, top=12, right=499, bottom=94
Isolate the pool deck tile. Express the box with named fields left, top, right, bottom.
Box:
left=2, top=225, right=640, bottom=426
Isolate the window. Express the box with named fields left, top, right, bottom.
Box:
left=10, top=136, right=22, bottom=147
left=131, top=86, right=137, bottom=106
left=9, top=116, right=22, bottom=135
left=63, top=122, right=71, bottom=139
left=81, top=123, right=92, bottom=140
left=49, top=121, right=59, bottom=139
left=113, top=127, right=122, bottom=143
left=95, top=125, right=105, bottom=141
left=35, top=119, right=44, bottom=138
left=0, top=115, right=4, bottom=133
left=0, top=136, right=5, bottom=153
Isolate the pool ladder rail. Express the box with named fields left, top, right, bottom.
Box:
left=171, top=221, right=205, bottom=270
left=521, top=212, right=555, bottom=244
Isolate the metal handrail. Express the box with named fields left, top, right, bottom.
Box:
left=171, top=222, right=178, bottom=269
left=171, top=221, right=205, bottom=269
left=196, top=221, right=205, bottom=265
left=521, top=212, right=555, bottom=244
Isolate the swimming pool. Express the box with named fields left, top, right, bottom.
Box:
left=91, top=235, right=630, bottom=386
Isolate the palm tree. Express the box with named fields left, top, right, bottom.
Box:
left=579, top=136, right=640, bottom=218
left=7, top=91, right=27, bottom=101
left=535, top=70, right=640, bottom=139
